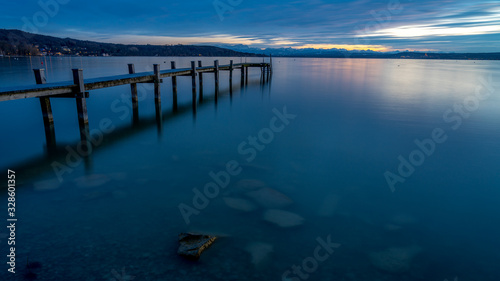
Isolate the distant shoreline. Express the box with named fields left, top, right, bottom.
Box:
left=1, top=54, right=498, bottom=61
left=2, top=29, right=499, bottom=60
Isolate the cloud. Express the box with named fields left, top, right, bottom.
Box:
left=1, top=0, right=499, bottom=52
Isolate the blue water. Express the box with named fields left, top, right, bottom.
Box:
left=1, top=56, right=500, bottom=280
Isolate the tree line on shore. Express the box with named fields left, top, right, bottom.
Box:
left=0, top=29, right=259, bottom=57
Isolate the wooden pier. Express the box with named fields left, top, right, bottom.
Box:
left=0, top=59, right=272, bottom=151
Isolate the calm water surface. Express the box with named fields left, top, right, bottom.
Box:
left=0, top=56, right=499, bottom=280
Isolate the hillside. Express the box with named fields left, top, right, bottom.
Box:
left=0, top=29, right=260, bottom=57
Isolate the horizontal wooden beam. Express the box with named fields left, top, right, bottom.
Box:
left=0, top=62, right=270, bottom=102
left=49, top=92, right=90, bottom=98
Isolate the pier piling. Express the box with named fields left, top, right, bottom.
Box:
left=72, top=69, right=90, bottom=147
left=1, top=61, right=271, bottom=147
left=191, top=61, right=197, bottom=110
left=214, top=60, right=219, bottom=98
left=154, top=64, right=162, bottom=135
left=198, top=61, right=203, bottom=101
left=34, top=69, right=56, bottom=150
left=171, top=61, right=178, bottom=111
left=241, top=64, right=245, bottom=87
left=127, top=64, right=139, bottom=124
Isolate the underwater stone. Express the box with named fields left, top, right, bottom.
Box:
left=263, top=209, right=304, bottom=227
left=246, top=187, right=293, bottom=209
left=177, top=233, right=217, bottom=260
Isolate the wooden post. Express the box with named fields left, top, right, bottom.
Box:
left=154, top=64, right=162, bottom=133
left=198, top=60, right=203, bottom=102
left=241, top=64, right=245, bottom=87
left=154, top=64, right=161, bottom=104
left=229, top=60, right=233, bottom=96
left=153, top=64, right=162, bottom=135
left=34, top=69, right=56, bottom=150
left=171, top=61, right=177, bottom=111
left=191, top=61, right=197, bottom=108
left=270, top=54, right=273, bottom=73
left=72, top=69, right=89, bottom=145
left=229, top=60, right=233, bottom=85
left=214, top=60, right=219, bottom=98
left=128, top=64, right=139, bottom=124
left=170, top=61, right=177, bottom=88
left=171, top=62, right=178, bottom=111
left=245, top=66, right=249, bottom=84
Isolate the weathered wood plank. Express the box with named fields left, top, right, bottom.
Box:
left=191, top=61, right=197, bottom=107
left=229, top=60, right=233, bottom=85
left=171, top=61, right=178, bottom=111
left=73, top=69, right=90, bottom=146
left=214, top=60, right=219, bottom=98
left=0, top=63, right=270, bottom=102
left=34, top=69, right=56, bottom=150
left=198, top=61, right=204, bottom=102
left=154, top=64, right=161, bottom=105
left=128, top=64, right=139, bottom=124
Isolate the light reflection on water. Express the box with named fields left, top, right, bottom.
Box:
left=0, top=56, right=500, bottom=280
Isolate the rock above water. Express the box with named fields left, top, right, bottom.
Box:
left=263, top=209, right=304, bottom=227
left=177, top=233, right=217, bottom=260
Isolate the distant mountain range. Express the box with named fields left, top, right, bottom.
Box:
left=217, top=44, right=500, bottom=60
left=0, top=29, right=260, bottom=57
left=1, top=29, right=499, bottom=60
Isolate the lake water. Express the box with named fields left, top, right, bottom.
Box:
left=1, top=56, right=500, bottom=281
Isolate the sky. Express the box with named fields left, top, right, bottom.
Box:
left=1, top=0, right=500, bottom=52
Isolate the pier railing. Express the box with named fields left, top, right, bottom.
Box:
left=0, top=59, right=273, bottom=151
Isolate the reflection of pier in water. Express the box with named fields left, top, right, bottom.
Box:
left=0, top=60, right=272, bottom=179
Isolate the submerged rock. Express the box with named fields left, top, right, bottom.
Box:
left=74, top=174, right=111, bottom=188
left=223, top=197, right=258, bottom=212
left=263, top=209, right=304, bottom=227
left=369, top=245, right=422, bottom=273
left=236, top=179, right=267, bottom=191
left=245, top=242, right=274, bottom=265
left=224, top=179, right=268, bottom=196
left=246, top=187, right=293, bottom=209
left=33, top=179, right=61, bottom=191
left=177, top=233, right=217, bottom=260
